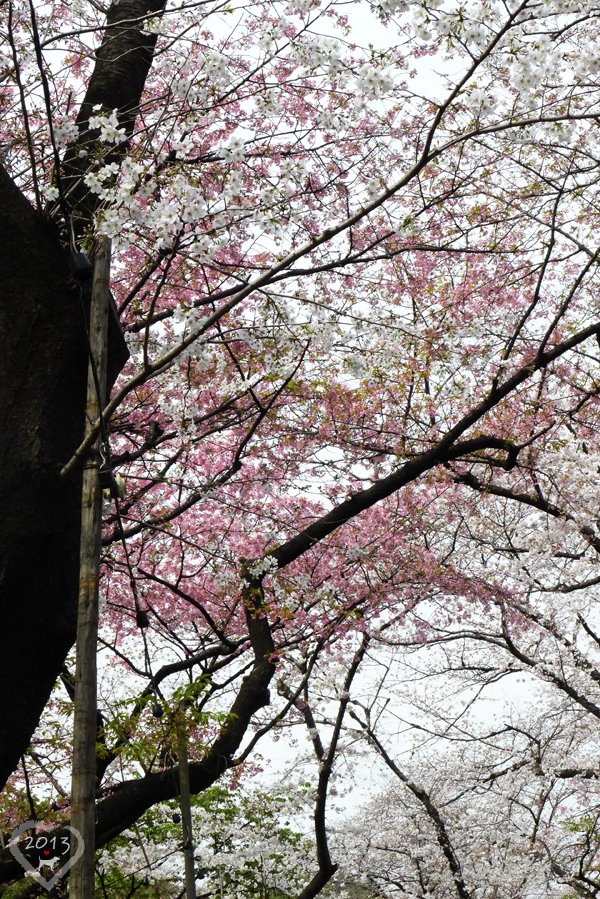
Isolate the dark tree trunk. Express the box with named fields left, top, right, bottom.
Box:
left=0, top=166, right=87, bottom=789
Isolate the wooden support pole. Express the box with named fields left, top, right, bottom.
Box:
left=176, top=705, right=196, bottom=899
left=70, top=236, right=111, bottom=899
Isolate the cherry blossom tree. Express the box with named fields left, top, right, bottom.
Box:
left=324, top=590, right=600, bottom=898
left=96, top=783, right=316, bottom=899
left=4, top=0, right=600, bottom=895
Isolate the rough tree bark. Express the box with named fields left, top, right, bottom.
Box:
left=0, top=166, right=88, bottom=790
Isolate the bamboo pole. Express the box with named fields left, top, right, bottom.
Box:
left=70, top=236, right=111, bottom=899
left=176, top=705, right=196, bottom=899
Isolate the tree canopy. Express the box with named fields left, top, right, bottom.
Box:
left=4, top=0, right=600, bottom=896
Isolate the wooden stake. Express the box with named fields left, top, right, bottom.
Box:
left=176, top=705, right=196, bottom=899
left=70, top=236, right=111, bottom=899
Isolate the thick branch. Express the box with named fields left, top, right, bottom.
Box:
left=61, top=0, right=168, bottom=230
left=91, top=577, right=275, bottom=847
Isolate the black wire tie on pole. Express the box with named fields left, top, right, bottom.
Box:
left=68, top=213, right=93, bottom=281
left=70, top=250, right=94, bottom=281
left=98, top=442, right=125, bottom=499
